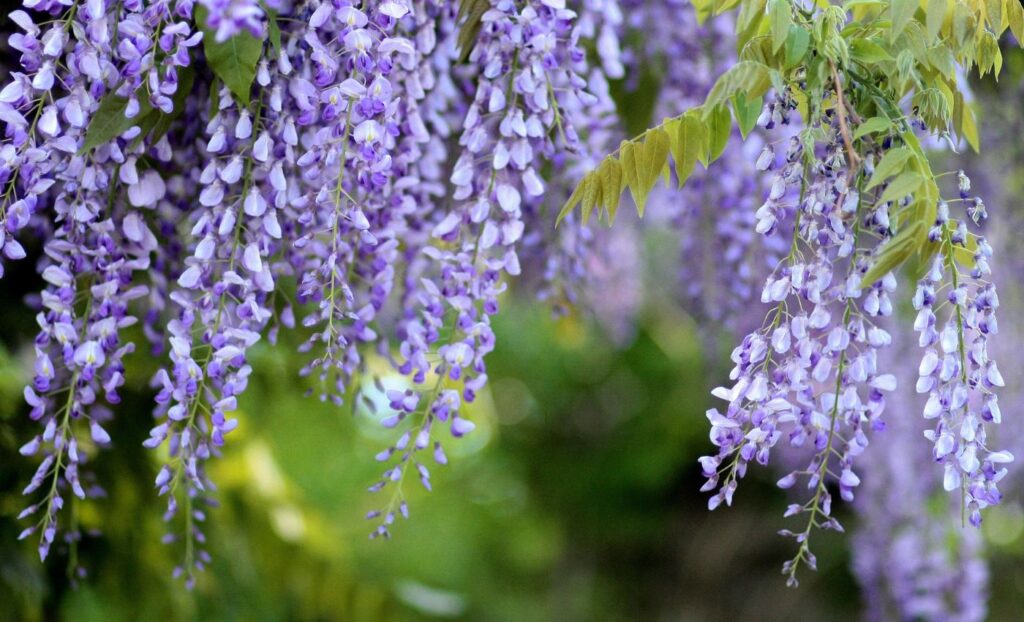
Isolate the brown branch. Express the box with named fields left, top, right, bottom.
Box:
left=829, top=60, right=862, bottom=173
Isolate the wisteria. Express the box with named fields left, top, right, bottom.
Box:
left=912, top=193, right=1010, bottom=528
left=852, top=346, right=989, bottom=621
left=696, top=95, right=909, bottom=583
left=3, top=0, right=1021, bottom=603
left=1, top=0, right=619, bottom=581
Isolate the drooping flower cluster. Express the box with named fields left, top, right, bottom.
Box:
left=697, top=93, right=905, bottom=584
left=912, top=185, right=1010, bottom=528
left=4, top=0, right=617, bottom=580
left=852, top=344, right=989, bottom=621
left=364, top=0, right=612, bottom=535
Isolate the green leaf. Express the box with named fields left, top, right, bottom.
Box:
left=666, top=113, right=705, bottom=186
left=890, top=0, right=918, bottom=42
left=951, top=227, right=980, bottom=266
left=81, top=95, right=154, bottom=153
left=959, top=99, right=980, bottom=152
left=581, top=170, right=601, bottom=224
left=985, top=0, right=1003, bottom=31
left=705, top=105, right=732, bottom=164
left=926, top=46, right=956, bottom=78
left=853, top=116, right=893, bottom=139
left=770, top=0, right=792, bottom=53
left=783, top=26, right=810, bottom=69
left=731, top=93, right=762, bottom=139
left=926, top=0, right=948, bottom=40
left=621, top=129, right=670, bottom=217
left=558, top=178, right=586, bottom=225
left=713, top=0, right=743, bottom=14
left=704, top=61, right=772, bottom=113
left=691, top=0, right=714, bottom=22
left=866, top=146, right=912, bottom=190
left=849, top=39, right=894, bottom=64
left=142, top=65, right=197, bottom=146
left=196, top=5, right=264, bottom=106
left=456, top=0, right=490, bottom=62
left=860, top=223, right=924, bottom=287
left=596, top=157, right=624, bottom=223
left=951, top=1, right=974, bottom=50
left=262, top=2, right=282, bottom=55
left=737, top=0, right=766, bottom=49
left=1006, top=0, right=1024, bottom=43
left=878, top=171, right=925, bottom=204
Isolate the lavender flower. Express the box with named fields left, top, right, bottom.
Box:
left=852, top=337, right=989, bottom=622
left=913, top=187, right=1011, bottom=527
left=699, top=97, right=902, bottom=585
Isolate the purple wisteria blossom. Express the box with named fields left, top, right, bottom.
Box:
left=698, top=101, right=901, bottom=584
left=913, top=188, right=1010, bottom=528
left=365, top=0, right=608, bottom=536
left=199, top=0, right=267, bottom=41
left=2, top=0, right=1016, bottom=599
left=851, top=333, right=989, bottom=622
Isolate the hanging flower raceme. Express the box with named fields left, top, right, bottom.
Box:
left=912, top=187, right=1011, bottom=528
left=697, top=90, right=905, bottom=584
left=291, top=0, right=414, bottom=407
left=1, top=0, right=617, bottom=577
left=360, top=0, right=620, bottom=536
left=852, top=340, right=989, bottom=622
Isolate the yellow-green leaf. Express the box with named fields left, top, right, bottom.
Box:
left=558, top=177, right=586, bottom=226
left=890, top=0, right=918, bottom=42
left=866, top=147, right=912, bottom=189
left=986, top=0, right=1003, bottom=31
left=926, top=0, right=948, bottom=41
left=878, top=171, right=925, bottom=204
left=853, top=116, right=893, bottom=139
left=703, top=61, right=773, bottom=112
left=1007, top=0, right=1024, bottom=42
left=860, top=222, right=924, bottom=287
left=597, top=157, right=624, bottom=223
left=850, top=39, right=894, bottom=64
left=706, top=105, right=732, bottom=164
left=951, top=1, right=974, bottom=50
left=585, top=171, right=598, bottom=225
left=770, top=0, right=792, bottom=53
left=960, top=100, right=980, bottom=152
left=737, top=0, right=766, bottom=48
left=621, top=130, right=670, bottom=217
left=668, top=113, right=705, bottom=186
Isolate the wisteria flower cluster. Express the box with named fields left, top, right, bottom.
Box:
left=556, top=0, right=1021, bottom=590
left=4, top=0, right=616, bottom=585
left=5, top=0, right=1022, bottom=605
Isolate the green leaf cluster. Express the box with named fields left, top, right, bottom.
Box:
left=560, top=0, right=1024, bottom=284
left=558, top=61, right=773, bottom=225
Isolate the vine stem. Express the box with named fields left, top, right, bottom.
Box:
left=829, top=59, right=862, bottom=176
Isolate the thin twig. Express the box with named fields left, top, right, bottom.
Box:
left=829, top=60, right=862, bottom=172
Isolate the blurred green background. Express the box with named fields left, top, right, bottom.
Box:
left=1, top=287, right=869, bottom=621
